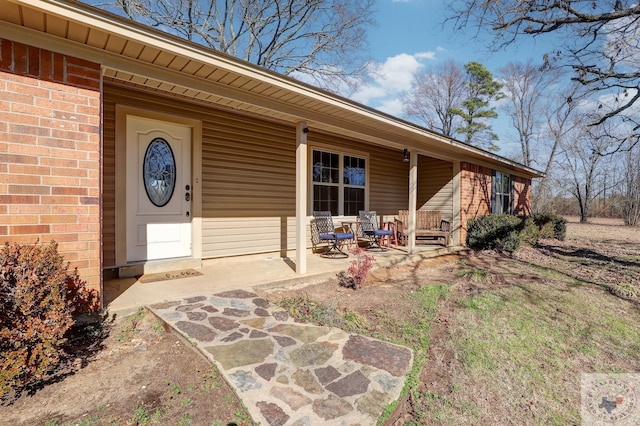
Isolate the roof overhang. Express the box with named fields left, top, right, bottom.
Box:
left=1, top=0, right=544, bottom=178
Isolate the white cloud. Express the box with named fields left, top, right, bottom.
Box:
left=415, top=51, right=437, bottom=60
left=373, top=53, right=424, bottom=91
left=377, top=98, right=406, bottom=116
left=350, top=52, right=428, bottom=109
left=350, top=85, right=387, bottom=105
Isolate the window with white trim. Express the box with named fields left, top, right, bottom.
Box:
left=312, top=149, right=366, bottom=216
left=492, top=171, right=513, bottom=214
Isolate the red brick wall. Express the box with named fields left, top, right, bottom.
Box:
left=459, top=162, right=492, bottom=244
left=0, top=39, right=101, bottom=292
left=459, top=162, right=533, bottom=244
left=513, top=175, right=531, bottom=216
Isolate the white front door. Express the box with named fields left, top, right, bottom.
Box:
left=126, top=116, right=192, bottom=262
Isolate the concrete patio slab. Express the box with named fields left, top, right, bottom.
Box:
left=105, top=245, right=463, bottom=317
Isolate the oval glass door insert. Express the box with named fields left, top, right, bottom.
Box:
left=143, top=137, right=176, bottom=207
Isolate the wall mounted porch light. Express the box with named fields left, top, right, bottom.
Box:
left=403, top=148, right=410, bottom=162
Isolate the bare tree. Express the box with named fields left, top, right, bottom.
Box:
left=89, top=0, right=375, bottom=90
left=403, top=60, right=466, bottom=137
left=559, top=113, right=622, bottom=222
left=448, top=1, right=640, bottom=139
left=620, top=146, right=640, bottom=225
left=500, top=60, right=558, bottom=167
left=532, top=84, right=582, bottom=210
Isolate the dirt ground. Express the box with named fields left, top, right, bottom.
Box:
left=1, top=310, right=253, bottom=425
left=2, top=215, right=638, bottom=425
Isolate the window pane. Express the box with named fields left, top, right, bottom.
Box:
left=314, top=185, right=339, bottom=216
left=494, top=173, right=502, bottom=194
left=344, top=155, right=365, bottom=186
left=493, top=171, right=512, bottom=214
left=502, top=174, right=510, bottom=193
left=344, top=187, right=365, bottom=216
left=313, top=150, right=339, bottom=183
left=331, top=168, right=339, bottom=183
left=502, top=195, right=510, bottom=213
left=143, top=138, right=176, bottom=207
left=494, top=195, right=503, bottom=214
left=322, top=151, right=330, bottom=166
left=312, top=151, right=321, bottom=182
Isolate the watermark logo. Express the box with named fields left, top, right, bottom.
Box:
left=582, top=374, right=640, bottom=425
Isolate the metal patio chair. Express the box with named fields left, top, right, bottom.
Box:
left=359, top=210, right=394, bottom=251
left=312, top=211, right=354, bottom=258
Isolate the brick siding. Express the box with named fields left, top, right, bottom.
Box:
left=0, top=39, right=101, bottom=292
left=459, top=162, right=492, bottom=244
left=513, top=175, right=531, bottom=216
left=459, top=162, right=533, bottom=244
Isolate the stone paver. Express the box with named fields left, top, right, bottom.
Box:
left=150, top=289, right=413, bottom=425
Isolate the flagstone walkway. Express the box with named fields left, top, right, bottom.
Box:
left=150, top=289, right=413, bottom=426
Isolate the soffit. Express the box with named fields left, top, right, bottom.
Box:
left=1, top=0, right=543, bottom=178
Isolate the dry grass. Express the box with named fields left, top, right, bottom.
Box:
left=409, top=218, right=640, bottom=425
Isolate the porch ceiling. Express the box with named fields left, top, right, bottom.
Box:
left=1, top=0, right=543, bottom=178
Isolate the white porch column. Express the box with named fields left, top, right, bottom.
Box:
left=408, top=150, right=418, bottom=253
left=452, top=160, right=461, bottom=246
left=295, top=122, right=308, bottom=274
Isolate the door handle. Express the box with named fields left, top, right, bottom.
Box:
left=185, top=184, right=191, bottom=217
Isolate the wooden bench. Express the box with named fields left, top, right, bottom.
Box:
left=396, top=210, right=451, bottom=246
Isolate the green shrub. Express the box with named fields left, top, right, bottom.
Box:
left=0, top=241, right=99, bottom=397
left=519, top=216, right=540, bottom=247
left=467, top=212, right=567, bottom=253
left=538, top=221, right=555, bottom=239
left=466, top=214, right=523, bottom=252
left=532, top=212, right=567, bottom=240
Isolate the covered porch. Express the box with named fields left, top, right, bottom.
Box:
left=104, top=244, right=465, bottom=316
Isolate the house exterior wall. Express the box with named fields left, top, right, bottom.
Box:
left=418, top=156, right=453, bottom=222
left=459, top=162, right=492, bottom=244
left=459, top=162, right=534, bottom=244
left=0, top=39, right=101, bottom=291
left=102, top=84, right=411, bottom=264
left=513, top=175, right=531, bottom=216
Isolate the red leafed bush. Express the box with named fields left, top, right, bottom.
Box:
left=337, top=247, right=376, bottom=290
left=0, top=241, right=99, bottom=397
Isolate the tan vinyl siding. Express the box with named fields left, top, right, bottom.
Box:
left=369, top=150, right=410, bottom=215
left=102, top=101, right=116, bottom=267
left=201, top=114, right=295, bottom=217
left=418, top=156, right=453, bottom=222
left=200, top=107, right=296, bottom=257
left=202, top=217, right=297, bottom=257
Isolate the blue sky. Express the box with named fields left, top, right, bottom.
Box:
left=351, top=0, right=557, bottom=153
